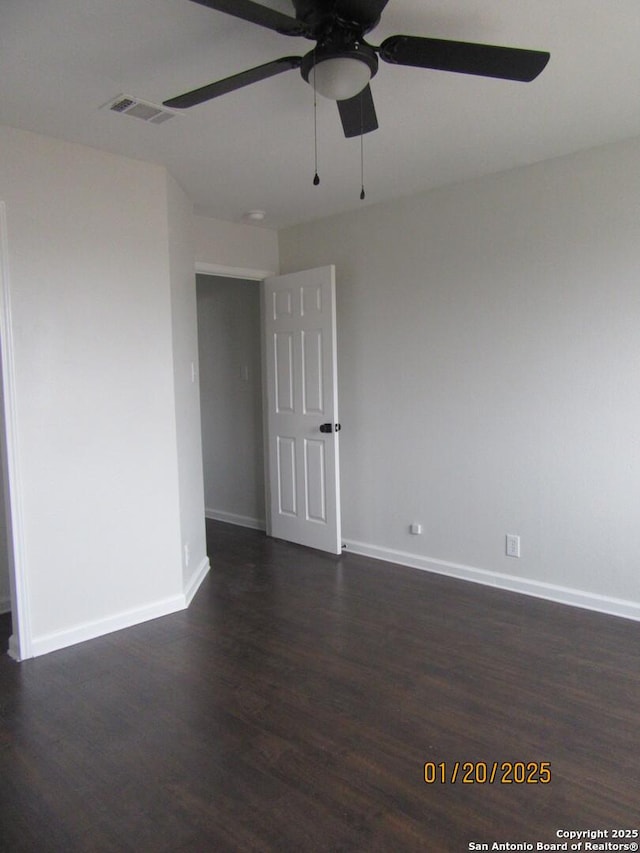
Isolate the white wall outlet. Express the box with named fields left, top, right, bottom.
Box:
left=410, top=523, right=422, bottom=535
left=506, top=534, right=521, bottom=558
left=184, top=543, right=190, bottom=567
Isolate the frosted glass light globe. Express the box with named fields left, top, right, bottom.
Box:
left=312, top=57, right=372, bottom=101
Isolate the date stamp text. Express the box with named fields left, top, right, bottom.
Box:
left=424, top=760, right=551, bottom=785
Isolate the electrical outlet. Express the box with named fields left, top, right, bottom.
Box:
left=506, top=534, right=521, bottom=558
left=410, top=523, right=422, bottom=535
left=184, top=543, right=190, bottom=567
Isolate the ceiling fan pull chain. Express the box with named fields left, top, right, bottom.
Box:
left=312, top=55, right=320, bottom=186
left=359, top=92, right=365, bottom=200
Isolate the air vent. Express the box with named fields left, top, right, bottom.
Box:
left=102, top=95, right=178, bottom=125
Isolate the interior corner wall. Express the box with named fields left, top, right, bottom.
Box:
left=279, top=136, right=640, bottom=615
left=0, top=124, right=185, bottom=656
left=165, top=173, right=208, bottom=594
left=197, top=275, right=265, bottom=528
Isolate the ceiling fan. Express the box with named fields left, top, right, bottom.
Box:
left=164, top=0, right=550, bottom=138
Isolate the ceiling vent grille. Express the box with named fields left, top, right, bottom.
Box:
left=103, top=95, right=178, bottom=125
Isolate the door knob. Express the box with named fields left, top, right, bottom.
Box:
left=320, top=423, right=341, bottom=433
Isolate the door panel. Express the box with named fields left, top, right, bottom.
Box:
left=263, top=266, right=341, bottom=554
left=274, top=333, right=294, bottom=412
left=302, top=330, right=323, bottom=414
left=276, top=436, right=297, bottom=516
left=304, top=439, right=327, bottom=523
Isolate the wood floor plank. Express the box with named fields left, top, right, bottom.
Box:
left=1, top=519, right=639, bottom=851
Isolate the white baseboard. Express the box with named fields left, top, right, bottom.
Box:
left=29, top=593, right=188, bottom=659
left=184, top=556, right=210, bottom=607
left=205, top=507, right=266, bottom=531
left=343, top=538, right=640, bottom=623
left=0, top=596, right=11, bottom=615
left=23, top=556, right=211, bottom=660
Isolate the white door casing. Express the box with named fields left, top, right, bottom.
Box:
left=263, top=266, right=341, bottom=554
left=0, top=201, right=30, bottom=659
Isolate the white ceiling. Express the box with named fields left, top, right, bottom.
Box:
left=2, top=0, right=640, bottom=229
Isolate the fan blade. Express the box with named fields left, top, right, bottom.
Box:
left=189, top=0, right=307, bottom=36
left=164, top=57, right=302, bottom=108
left=334, top=0, right=390, bottom=30
left=337, top=85, right=378, bottom=138
left=380, top=35, right=550, bottom=82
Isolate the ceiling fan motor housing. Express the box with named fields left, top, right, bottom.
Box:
left=292, top=0, right=383, bottom=36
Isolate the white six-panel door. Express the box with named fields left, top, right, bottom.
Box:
left=263, top=266, right=341, bottom=554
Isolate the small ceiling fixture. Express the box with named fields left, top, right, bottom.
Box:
left=243, top=209, right=266, bottom=222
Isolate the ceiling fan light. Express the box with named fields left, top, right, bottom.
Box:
left=312, top=57, right=372, bottom=101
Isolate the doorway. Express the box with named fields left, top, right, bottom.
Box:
left=196, top=274, right=265, bottom=530
left=195, top=264, right=342, bottom=554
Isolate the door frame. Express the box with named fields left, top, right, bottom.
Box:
left=195, top=262, right=276, bottom=282
left=0, top=201, right=31, bottom=661
left=197, top=260, right=344, bottom=545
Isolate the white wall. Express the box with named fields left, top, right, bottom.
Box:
left=193, top=214, right=278, bottom=275
left=280, top=137, right=640, bottom=617
left=165, top=174, right=208, bottom=598
left=0, top=125, right=188, bottom=656
left=197, top=275, right=264, bottom=528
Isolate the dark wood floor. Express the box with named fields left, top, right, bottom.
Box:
left=1, top=520, right=639, bottom=851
